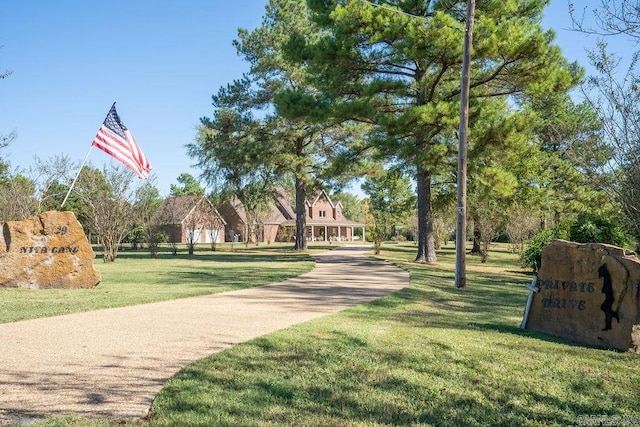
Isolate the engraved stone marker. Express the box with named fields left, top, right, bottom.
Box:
left=525, top=239, right=640, bottom=352
left=0, top=211, right=101, bottom=288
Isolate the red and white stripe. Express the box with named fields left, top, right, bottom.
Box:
left=92, top=126, right=151, bottom=179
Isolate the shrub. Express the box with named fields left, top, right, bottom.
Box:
left=569, top=213, right=628, bottom=248
left=523, top=213, right=630, bottom=271
left=522, top=223, right=571, bottom=271
left=522, top=229, right=557, bottom=271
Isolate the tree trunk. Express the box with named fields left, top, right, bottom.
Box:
left=103, top=236, right=118, bottom=262
left=470, top=219, right=481, bottom=254
left=415, top=166, right=438, bottom=263
left=294, top=174, right=307, bottom=251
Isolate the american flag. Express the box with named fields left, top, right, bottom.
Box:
left=91, top=103, right=152, bottom=179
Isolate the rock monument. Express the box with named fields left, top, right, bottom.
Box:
left=524, top=239, right=640, bottom=352
left=0, top=211, right=101, bottom=289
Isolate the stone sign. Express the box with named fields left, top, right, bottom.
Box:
left=0, top=211, right=101, bottom=289
left=524, top=239, right=640, bottom=352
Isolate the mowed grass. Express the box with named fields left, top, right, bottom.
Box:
left=0, top=243, right=317, bottom=323
left=16, top=243, right=640, bottom=426
left=146, top=244, right=640, bottom=427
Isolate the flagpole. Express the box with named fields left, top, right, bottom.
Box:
left=60, top=145, right=94, bottom=209
left=61, top=102, right=117, bottom=209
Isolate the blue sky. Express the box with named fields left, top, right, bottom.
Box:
left=0, top=1, right=630, bottom=196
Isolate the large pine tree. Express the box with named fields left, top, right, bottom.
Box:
left=191, top=0, right=365, bottom=250
left=286, top=0, right=578, bottom=262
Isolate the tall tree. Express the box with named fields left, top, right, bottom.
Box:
left=0, top=131, right=27, bottom=222
left=362, top=168, right=416, bottom=254
left=453, top=96, right=533, bottom=259
left=132, top=178, right=163, bottom=256
left=0, top=131, right=15, bottom=171
left=581, top=43, right=640, bottom=237
left=169, top=172, right=205, bottom=196
left=1, top=46, right=14, bottom=177
left=570, top=0, right=640, bottom=39
left=0, top=174, right=36, bottom=221
left=331, top=191, right=364, bottom=223
left=291, top=0, right=577, bottom=263
left=192, top=93, right=283, bottom=246
left=526, top=93, right=609, bottom=227
left=191, top=0, right=365, bottom=251
left=183, top=197, right=219, bottom=255
left=30, top=155, right=77, bottom=213
left=570, top=2, right=640, bottom=238
left=75, top=165, right=142, bottom=262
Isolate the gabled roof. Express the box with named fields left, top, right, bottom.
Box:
left=226, top=188, right=363, bottom=227
left=153, top=195, right=226, bottom=225
left=274, top=187, right=296, bottom=220
left=305, top=189, right=343, bottom=209
left=223, top=188, right=295, bottom=225
left=224, top=195, right=247, bottom=223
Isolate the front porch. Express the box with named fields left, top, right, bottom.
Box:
left=306, top=224, right=365, bottom=242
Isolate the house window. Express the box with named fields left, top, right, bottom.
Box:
left=319, top=210, right=327, bottom=218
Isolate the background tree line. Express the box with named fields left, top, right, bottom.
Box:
left=190, top=0, right=639, bottom=266
left=3, top=0, right=640, bottom=269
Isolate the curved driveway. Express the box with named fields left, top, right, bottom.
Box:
left=0, top=245, right=409, bottom=422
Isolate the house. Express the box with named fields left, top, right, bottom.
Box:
left=218, top=189, right=294, bottom=243
left=152, top=195, right=226, bottom=244
left=219, top=188, right=365, bottom=243
left=303, top=189, right=365, bottom=242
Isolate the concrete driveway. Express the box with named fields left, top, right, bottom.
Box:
left=0, top=245, right=409, bottom=422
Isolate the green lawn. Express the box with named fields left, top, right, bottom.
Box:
left=0, top=243, right=317, bottom=323
left=147, top=244, right=640, bottom=427
left=15, top=243, right=640, bottom=426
